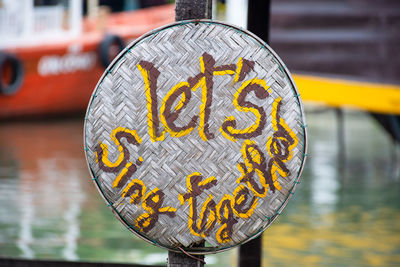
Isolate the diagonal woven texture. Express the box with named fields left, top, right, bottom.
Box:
left=84, top=20, right=307, bottom=254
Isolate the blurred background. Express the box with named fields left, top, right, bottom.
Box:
left=0, top=0, right=399, bottom=266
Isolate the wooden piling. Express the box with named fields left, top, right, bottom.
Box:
left=168, top=0, right=212, bottom=266
left=175, top=0, right=212, bottom=21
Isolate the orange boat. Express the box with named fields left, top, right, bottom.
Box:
left=0, top=1, right=174, bottom=119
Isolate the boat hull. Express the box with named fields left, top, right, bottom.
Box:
left=0, top=4, right=174, bottom=119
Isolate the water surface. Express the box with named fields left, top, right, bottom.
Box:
left=0, top=109, right=399, bottom=266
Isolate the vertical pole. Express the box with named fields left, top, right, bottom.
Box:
left=87, top=0, right=99, bottom=19
left=247, top=0, right=270, bottom=43
left=22, top=0, right=34, bottom=41
left=239, top=1, right=271, bottom=267
left=226, top=0, right=248, bottom=28
left=168, top=1, right=212, bottom=266
left=175, top=0, right=212, bottom=21
left=239, top=237, right=262, bottom=267
left=70, top=0, right=82, bottom=36
left=336, top=108, right=345, bottom=171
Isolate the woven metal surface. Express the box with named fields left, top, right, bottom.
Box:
left=84, top=20, right=307, bottom=254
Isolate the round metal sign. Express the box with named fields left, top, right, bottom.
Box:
left=84, top=20, right=307, bottom=254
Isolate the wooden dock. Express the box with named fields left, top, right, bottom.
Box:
left=270, top=0, right=400, bottom=115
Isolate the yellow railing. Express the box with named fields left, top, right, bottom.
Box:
left=294, top=74, right=400, bottom=115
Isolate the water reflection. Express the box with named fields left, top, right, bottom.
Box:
left=17, top=172, right=34, bottom=259
left=0, top=121, right=87, bottom=260
left=0, top=109, right=399, bottom=266
left=262, top=109, right=400, bottom=267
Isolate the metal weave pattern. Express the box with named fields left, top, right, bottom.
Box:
left=84, top=20, right=307, bottom=254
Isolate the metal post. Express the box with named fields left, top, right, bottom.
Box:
left=168, top=1, right=212, bottom=266
left=238, top=1, right=271, bottom=267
